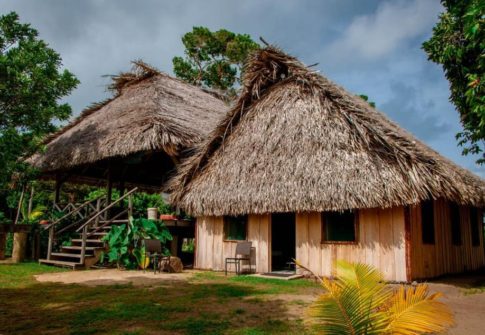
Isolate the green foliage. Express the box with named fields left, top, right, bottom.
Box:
left=103, top=217, right=172, bottom=269
left=423, top=1, right=485, bottom=163
left=84, top=189, right=174, bottom=217
left=0, top=12, right=78, bottom=215
left=359, top=94, right=376, bottom=108
left=173, top=27, right=259, bottom=96
left=305, top=260, right=454, bottom=335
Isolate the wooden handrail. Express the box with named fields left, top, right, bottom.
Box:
left=44, top=195, right=105, bottom=230
left=87, top=208, right=128, bottom=237
left=75, top=187, right=138, bottom=233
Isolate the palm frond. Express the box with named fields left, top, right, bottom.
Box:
left=384, top=284, right=455, bottom=335
left=308, top=262, right=391, bottom=335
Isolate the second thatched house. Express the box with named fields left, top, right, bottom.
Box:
left=171, top=47, right=485, bottom=281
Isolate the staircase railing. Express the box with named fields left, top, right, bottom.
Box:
left=75, top=187, right=137, bottom=264
left=44, top=195, right=106, bottom=260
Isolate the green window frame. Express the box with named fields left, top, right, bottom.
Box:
left=322, top=210, right=358, bottom=243
left=223, top=215, right=248, bottom=241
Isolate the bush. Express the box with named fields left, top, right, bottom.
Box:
left=103, top=217, right=172, bottom=269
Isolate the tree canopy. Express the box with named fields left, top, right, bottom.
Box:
left=423, top=0, right=484, bottom=163
left=0, top=12, right=79, bottom=186
left=172, top=27, right=259, bottom=96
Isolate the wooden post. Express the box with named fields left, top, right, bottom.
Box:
left=0, top=233, right=6, bottom=260
left=54, top=174, right=62, bottom=205
left=95, top=198, right=101, bottom=227
left=80, top=225, right=87, bottom=265
left=47, top=226, right=54, bottom=260
left=106, top=166, right=113, bottom=220
left=128, top=194, right=133, bottom=219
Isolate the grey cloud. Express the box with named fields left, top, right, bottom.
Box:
left=379, top=82, right=451, bottom=141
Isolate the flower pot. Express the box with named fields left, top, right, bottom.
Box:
left=147, top=208, right=158, bottom=220
left=160, top=214, right=177, bottom=221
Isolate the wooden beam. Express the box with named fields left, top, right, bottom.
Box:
left=54, top=174, right=62, bottom=205
left=404, top=205, right=412, bottom=282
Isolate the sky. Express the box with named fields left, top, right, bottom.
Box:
left=2, top=0, right=483, bottom=176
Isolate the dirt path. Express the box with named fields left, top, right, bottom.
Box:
left=426, top=282, right=485, bottom=335
left=35, top=268, right=192, bottom=286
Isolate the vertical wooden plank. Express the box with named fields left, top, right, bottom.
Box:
left=212, top=216, right=224, bottom=271
left=259, top=214, right=270, bottom=273
left=378, top=208, right=394, bottom=280
left=308, top=212, right=322, bottom=276
left=392, top=207, right=407, bottom=282
left=295, top=212, right=309, bottom=274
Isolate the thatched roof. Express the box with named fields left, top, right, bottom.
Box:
left=170, top=46, right=485, bottom=216
left=29, top=61, right=227, bottom=173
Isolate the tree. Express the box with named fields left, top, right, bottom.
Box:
left=423, top=1, right=484, bottom=163
left=172, top=27, right=259, bottom=96
left=301, top=260, right=454, bottom=335
left=0, top=12, right=79, bottom=188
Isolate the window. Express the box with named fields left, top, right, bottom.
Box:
left=421, top=200, right=435, bottom=244
left=470, top=208, right=480, bottom=246
left=322, top=210, right=358, bottom=243
left=223, top=215, right=248, bottom=241
left=450, top=203, right=462, bottom=245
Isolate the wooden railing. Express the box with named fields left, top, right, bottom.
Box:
left=75, top=188, right=137, bottom=264
left=44, top=188, right=137, bottom=263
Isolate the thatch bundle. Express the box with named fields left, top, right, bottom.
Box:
left=29, top=61, right=227, bottom=172
left=170, top=46, right=485, bottom=216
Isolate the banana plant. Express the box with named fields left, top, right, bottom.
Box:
left=300, top=260, right=454, bottom=335
left=102, top=217, right=172, bottom=269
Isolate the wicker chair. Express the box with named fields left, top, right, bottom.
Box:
left=225, top=241, right=253, bottom=275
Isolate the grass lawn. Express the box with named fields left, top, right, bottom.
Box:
left=0, top=263, right=321, bottom=335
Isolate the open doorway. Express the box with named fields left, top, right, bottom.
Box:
left=271, top=213, right=296, bottom=273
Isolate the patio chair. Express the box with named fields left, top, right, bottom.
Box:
left=225, top=241, right=252, bottom=276
left=143, top=239, right=162, bottom=274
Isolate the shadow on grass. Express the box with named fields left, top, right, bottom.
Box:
left=0, top=278, right=311, bottom=335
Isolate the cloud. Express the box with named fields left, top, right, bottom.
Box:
left=379, top=81, right=451, bottom=141
left=327, top=0, right=442, bottom=60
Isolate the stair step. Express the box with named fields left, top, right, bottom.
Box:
left=61, top=246, right=100, bottom=251
left=71, top=239, right=105, bottom=244
left=89, top=226, right=112, bottom=231
left=39, top=259, right=81, bottom=269
left=99, top=219, right=128, bottom=223
left=51, top=252, right=82, bottom=259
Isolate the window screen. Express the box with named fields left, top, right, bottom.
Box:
left=322, top=210, right=357, bottom=242
left=223, top=215, right=247, bottom=240
left=470, top=208, right=480, bottom=246
left=450, top=203, right=462, bottom=245
left=421, top=200, right=435, bottom=244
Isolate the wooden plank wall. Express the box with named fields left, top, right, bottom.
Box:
left=195, top=215, right=270, bottom=273
left=296, top=207, right=407, bottom=282
left=409, top=199, right=485, bottom=279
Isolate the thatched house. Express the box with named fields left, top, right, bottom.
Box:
left=29, top=61, right=227, bottom=193
left=170, top=47, right=485, bottom=281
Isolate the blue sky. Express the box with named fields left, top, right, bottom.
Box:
left=2, top=0, right=483, bottom=176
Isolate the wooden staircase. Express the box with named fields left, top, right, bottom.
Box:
left=39, top=188, right=137, bottom=269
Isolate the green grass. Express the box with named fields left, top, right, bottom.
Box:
left=0, top=262, right=67, bottom=288
left=0, top=264, right=318, bottom=335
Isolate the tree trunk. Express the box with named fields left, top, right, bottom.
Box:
left=0, top=233, right=6, bottom=260
left=11, top=232, right=28, bottom=263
